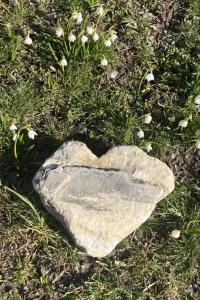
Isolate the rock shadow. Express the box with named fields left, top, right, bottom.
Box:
left=0, top=131, right=109, bottom=247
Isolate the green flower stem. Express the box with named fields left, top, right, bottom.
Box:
left=14, top=135, right=18, bottom=159
left=13, top=125, right=31, bottom=160
left=137, top=70, right=150, bottom=98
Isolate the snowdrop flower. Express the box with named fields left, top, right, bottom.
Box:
left=28, top=129, right=37, bottom=140
left=137, top=130, right=144, bottom=139
left=110, top=70, right=118, bottom=79
left=13, top=134, right=17, bottom=141
left=110, top=33, right=118, bottom=42
left=196, top=140, right=200, bottom=150
left=60, top=58, right=67, bottom=67
left=81, top=35, right=88, bottom=44
left=170, top=229, right=181, bottom=239
left=145, top=72, right=154, bottom=82
left=24, top=34, right=32, bottom=45
left=178, top=119, right=188, bottom=128
left=87, top=26, right=94, bottom=35
left=96, top=5, right=104, bottom=16
left=68, top=33, right=76, bottom=43
left=10, top=124, right=17, bottom=131
left=101, top=58, right=108, bottom=66
left=93, top=33, right=99, bottom=42
left=72, top=12, right=83, bottom=24
left=146, top=144, right=152, bottom=152
left=55, top=27, right=64, bottom=37
left=76, top=12, right=83, bottom=24
left=104, top=39, right=112, bottom=47
left=144, top=113, right=152, bottom=124
left=194, top=95, right=200, bottom=105
left=72, top=11, right=79, bottom=20
left=49, top=65, right=56, bottom=72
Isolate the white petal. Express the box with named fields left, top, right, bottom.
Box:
left=146, top=144, right=152, bottom=152
left=93, top=33, right=99, bottom=42
left=194, top=95, right=200, bottom=105
left=178, top=119, right=188, bottom=128
left=104, top=39, right=112, bottom=47
left=101, top=59, right=108, bottom=66
left=24, top=36, right=32, bottom=45
left=145, top=73, right=154, bottom=82
left=81, top=35, right=88, bottom=44
left=110, top=70, right=118, bottom=79
left=196, top=141, right=200, bottom=150
left=72, top=12, right=78, bottom=20
left=76, top=14, right=83, bottom=24
left=110, top=33, right=118, bottom=42
left=144, top=114, right=152, bottom=124
left=28, top=130, right=37, bottom=140
left=49, top=65, right=56, bottom=72
left=137, top=130, right=144, bottom=139
left=60, top=58, right=67, bottom=66
left=13, top=134, right=17, bottom=141
left=170, top=230, right=181, bottom=239
left=56, top=27, right=64, bottom=37
left=87, top=26, right=94, bottom=35
left=68, top=33, right=76, bottom=42
left=96, top=5, right=104, bottom=16
left=10, top=124, right=17, bottom=131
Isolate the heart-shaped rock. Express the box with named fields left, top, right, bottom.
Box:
left=33, top=141, right=175, bottom=257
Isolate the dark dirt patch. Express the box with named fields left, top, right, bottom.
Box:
left=167, top=147, right=200, bottom=183
left=152, top=0, right=187, bottom=48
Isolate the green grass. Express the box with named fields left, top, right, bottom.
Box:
left=0, top=0, right=200, bottom=299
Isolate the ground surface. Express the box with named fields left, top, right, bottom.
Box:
left=0, top=0, right=200, bottom=299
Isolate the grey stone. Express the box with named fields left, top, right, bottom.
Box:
left=33, top=141, right=175, bottom=258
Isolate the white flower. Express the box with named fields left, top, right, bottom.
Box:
left=110, top=33, right=118, bottom=42
left=68, top=33, right=76, bottom=42
left=72, top=12, right=83, bottom=24
left=76, top=12, right=83, bottom=24
left=28, top=129, right=37, bottom=140
left=60, top=58, right=67, bottom=67
left=49, top=65, right=56, bottom=72
left=93, top=33, right=99, bottom=42
left=13, top=134, right=17, bottom=141
left=145, top=72, right=154, bottom=82
left=101, top=58, right=108, bottom=66
left=144, top=113, right=152, bottom=124
left=146, top=144, right=152, bottom=152
left=96, top=5, right=104, bottom=16
left=81, top=35, right=88, bottom=44
left=137, top=130, right=144, bottom=139
left=170, top=229, right=181, bottom=239
left=194, top=95, right=200, bottom=105
left=196, top=140, right=200, bottom=150
left=86, top=26, right=94, bottom=35
left=55, top=27, right=64, bottom=37
left=104, top=39, right=112, bottom=47
left=72, top=11, right=78, bottom=20
left=178, top=119, right=188, bottom=128
left=110, top=70, right=118, bottom=79
left=10, top=124, right=17, bottom=131
left=24, top=35, right=32, bottom=45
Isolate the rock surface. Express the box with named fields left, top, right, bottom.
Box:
left=33, top=141, right=175, bottom=258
